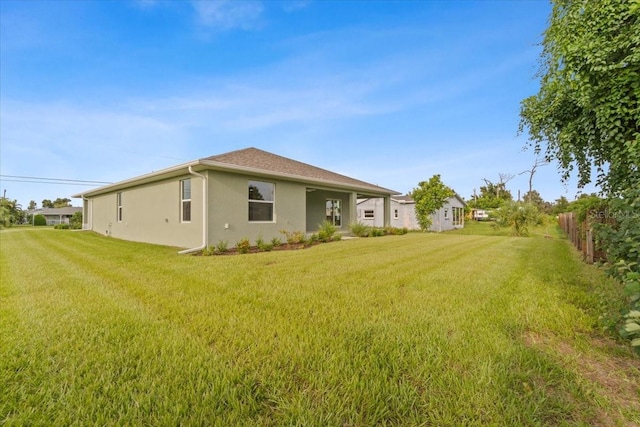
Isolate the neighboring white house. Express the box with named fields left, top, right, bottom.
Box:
left=29, top=207, right=82, bottom=225
left=357, top=194, right=466, bottom=232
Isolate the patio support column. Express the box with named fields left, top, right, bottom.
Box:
left=349, top=192, right=358, bottom=227
left=383, top=196, right=391, bottom=227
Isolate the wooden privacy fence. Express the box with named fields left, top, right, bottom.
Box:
left=558, top=210, right=613, bottom=264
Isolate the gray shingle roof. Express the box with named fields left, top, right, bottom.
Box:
left=31, top=207, right=82, bottom=215
left=202, top=147, right=396, bottom=194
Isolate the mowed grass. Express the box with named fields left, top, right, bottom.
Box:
left=1, top=228, right=639, bottom=426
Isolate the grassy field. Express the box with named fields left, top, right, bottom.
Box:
left=1, top=228, right=639, bottom=425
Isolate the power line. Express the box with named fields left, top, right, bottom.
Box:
left=0, top=175, right=112, bottom=185
left=0, top=179, right=103, bottom=186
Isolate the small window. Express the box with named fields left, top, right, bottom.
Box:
left=394, top=209, right=399, bottom=219
left=181, top=179, right=191, bottom=222
left=249, top=180, right=274, bottom=222
left=364, top=210, right=375, bottom=219
left=117, top=192, right=123, bottom=222
left=444, top=208, right=449, bottom=220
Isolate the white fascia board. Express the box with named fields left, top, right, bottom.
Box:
left=72, top=160, right=201, bottom=198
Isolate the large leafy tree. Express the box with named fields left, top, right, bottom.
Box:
left=469, top=181, right=513, bottom=209
left=0, top=198, right=24, bottom=228
left=520, top=0, right=640, bottom=351
left=519, top=0, right=639, bottom=195
left=410, top=175, right=454, bottom=231
left=53, top=198, right=72, bottom=208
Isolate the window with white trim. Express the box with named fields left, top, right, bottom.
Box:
left=181, top=179, right=191, bottom=222
left=117, top=192, right=123, bottom=222
left=249, top=180, right=274, bottom=222
left=364, top=210, right=374, bottom=219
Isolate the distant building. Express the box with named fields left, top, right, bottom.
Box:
left=29, top=207, right=82, bottom=225
left=357, top=194, right=466, bottom=231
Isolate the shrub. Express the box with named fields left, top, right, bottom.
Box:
left=280, top=230, right=306, bottom=245
left=54, top=224, right=70, bottom=229
left=384, top=226, right=408, bottom=235
left=616, top=261, right=640, bottom=355
left=317, top=220, right=337, bottom=242
left=201, top=246, right=217, bottom=256
left=370, top=227, right=385, bottom=237
left=492, top=202, right=541, bottom=237
left=271, top=237, right=282, bottom=247
left=70, top=211, right=83, bottom=229
left=349, top=222, right=370, bottom=237
left=215, top=240, right=228, bottom=254
left=256, top=235, right=273, bottom=252
left=236, top=238, right=251, bottom=254
left=33, top=214, right=47, bottom=226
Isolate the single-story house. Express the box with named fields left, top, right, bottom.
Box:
left=357, top=194, right=466, bottom=232
left=29, top=207, right=83, bottom=225
left=73, top=147, right=399, bottom=253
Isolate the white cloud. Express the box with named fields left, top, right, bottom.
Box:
left=191, top=0, right=264, bottom=31
left=0, top=100, right=190, bottom=182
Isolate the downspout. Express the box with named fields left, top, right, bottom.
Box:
left=82, top=196, right=91, bottom=230
left=178, top=166, right=208, bottom=254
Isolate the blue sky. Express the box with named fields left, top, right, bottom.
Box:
left=1, top=0, right=598, bottom=208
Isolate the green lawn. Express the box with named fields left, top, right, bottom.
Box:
left=1, top=228, right=639, bottom=425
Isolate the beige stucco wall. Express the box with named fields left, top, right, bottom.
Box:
left=88, top=175, right=203, bottom=248
left=84, top=168, right=387, bottom=249
left=206, top=171, right=307, bottom=246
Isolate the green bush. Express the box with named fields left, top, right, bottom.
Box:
left=236, top=238, right=251, bottom=254
left=349, top=222, right=370, bottom=237
left=256, top=235, right=273, bottom=252
left=370, top=227, right=385, bottom=237
left=280, top=230, right=306, bottom=245
left=317, top=220, right=337, bottom=242
left=54, top=224, right=70, bottom=229
left=70, top=211, right=83, bottom=229
left=271, top=237, right=282, bottom=247
left=33, top=214, right=47, bottom=226
left=492, top=202, right=541, bottom=237
left=215, top=240, right=228, bottom=254
left=384, top=226, right=409, bottom=235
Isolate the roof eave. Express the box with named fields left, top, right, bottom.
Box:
left=199, top=160, right=400, bottom=195
left=72, top=160, right=201, bottom=198
left=73, top=159, right=399, bottom=199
